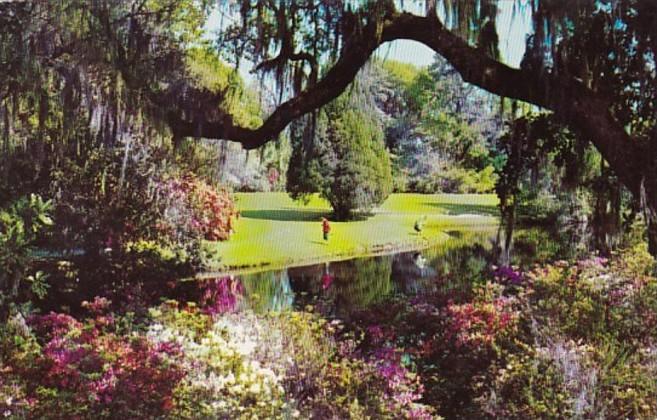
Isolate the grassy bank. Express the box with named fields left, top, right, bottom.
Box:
left=206, top=193, right=499, bottom=271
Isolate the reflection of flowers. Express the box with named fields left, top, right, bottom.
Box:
left=321, top=263, right=334, bottom=290
left=321, top=273, right=334, bottom=290
left=201, top=277, right=244, bottom=315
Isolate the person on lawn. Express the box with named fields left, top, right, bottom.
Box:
left=322, top=217, right=331, bottom=241
left=414, top=216, right=427, bottom=236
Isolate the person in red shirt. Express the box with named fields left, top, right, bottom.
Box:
left=321, top=217, right=331, bottom=241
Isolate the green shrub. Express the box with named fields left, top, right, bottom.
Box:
left=51, top=149, right=162, bottom=253
left=487, top=346, right=574, bottom=419
left=411, top=165, right=497, bottom=194
left=0, top=194, right=53, bottom=314
left=287, top=101, right=393, bottom=220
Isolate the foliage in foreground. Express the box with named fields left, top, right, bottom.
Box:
left=0, top=195, right=52, bottom=317
left=347, top=244, right=657, bottom=418
left=3, top=238, right=657, bottom=418
left=0, top=294, right=434, bottom=419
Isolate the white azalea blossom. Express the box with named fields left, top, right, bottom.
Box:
left=147, top=310, right=288, bottom=417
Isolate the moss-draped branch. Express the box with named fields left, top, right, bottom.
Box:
left=167, top=9, right=646, bottom=201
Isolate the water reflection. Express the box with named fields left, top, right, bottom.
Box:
left=199, top=229, right=501, bottom=319
left=42, top=226, right=581, bottom=317
left=241, top=270, right=294, bottom=312
left=190, top=226, right=585, bottom=319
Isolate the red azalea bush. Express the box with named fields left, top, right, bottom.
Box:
left=443, top=294, right=519, bottom=350
left=348, top=246, right=657, bottom=418
left=348, top=282, right=521, bottom=416
left=10, top=298, right=184, bottom=418
left=156, top=175, right=236, bottom=242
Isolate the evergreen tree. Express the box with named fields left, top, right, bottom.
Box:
left=323, top=108, right=392, bottom=219
left=287, top=100, right=392, bottom=220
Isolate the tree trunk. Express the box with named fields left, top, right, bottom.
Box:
left=641, top=176, right=657, bottom=256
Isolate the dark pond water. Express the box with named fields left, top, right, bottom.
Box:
left=169, top=226, right=579, bottom=319
left=232, top=230, right=496, bottom=318
left=40, top=225, right=582, bottom=318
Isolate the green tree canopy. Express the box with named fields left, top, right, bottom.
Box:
left=323, top=108, right=393, bottom=219
left=287, top=97, right=392, bottom=219
left=4, top=0, right=657, bottom=250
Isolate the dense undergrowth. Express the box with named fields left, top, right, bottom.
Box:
left=0, top=297, right=434, bottom=418
left=0, top=145, right=239, bottom=316
left=347, top=241, right=657, bottom=419
left=2, top=238, right=656, bottom=419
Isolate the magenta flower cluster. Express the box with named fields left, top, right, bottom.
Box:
left=200, top=276, right=245, bottom=315
left=492, top=265, right=525, bottom=285
left=22, top=299, right=184, bottom=417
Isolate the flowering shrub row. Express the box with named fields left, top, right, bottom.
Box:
left=3, top=245, right=657, bottom=418
left=2, top=299, right=184, bottom=418
left=1, top=296, right=435, bottom=419
left=346, top=245, right=657, bottom=418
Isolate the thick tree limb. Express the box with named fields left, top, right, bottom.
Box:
left=168, top=9, right=646, bottom=195
left=168, top=14, right=383, bottom=149
left=384, top=13, right=645, bottom=195
left=255, top=51, right=317, bottom=73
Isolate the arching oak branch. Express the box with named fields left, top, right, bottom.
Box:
left=168, top=9, right=646, bottom=195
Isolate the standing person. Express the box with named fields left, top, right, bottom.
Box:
left=414, top=216, right=425, bottom=235
left=322, top=217, right=331, bottom=242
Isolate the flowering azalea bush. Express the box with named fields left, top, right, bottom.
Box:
left=484, top=245, right=657, bottom=419
left=148, top=302, right=435, bottom=419
left=345, top=244, right=657, bottom=418
left=367, top=346, right=429, bottom=414
left=443, top=293, right=518, bottom=350
left=44, top=158, right=237, bottom=310
left=3, top=244, right=657, bottom=419
left=526, top=247, right=657, bottom=343
left=156, top=175, right=236, bottom=242
left=147, top=304, right=288, bottom=419
left=27, top=303, right=183, bottom=418
left=1, top=295, right=435, bottom=419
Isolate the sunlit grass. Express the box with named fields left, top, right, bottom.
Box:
left=206, top=193, right=499, bottom=271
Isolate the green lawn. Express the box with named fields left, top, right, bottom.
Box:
left=206, top=193, right=499, bottom=272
